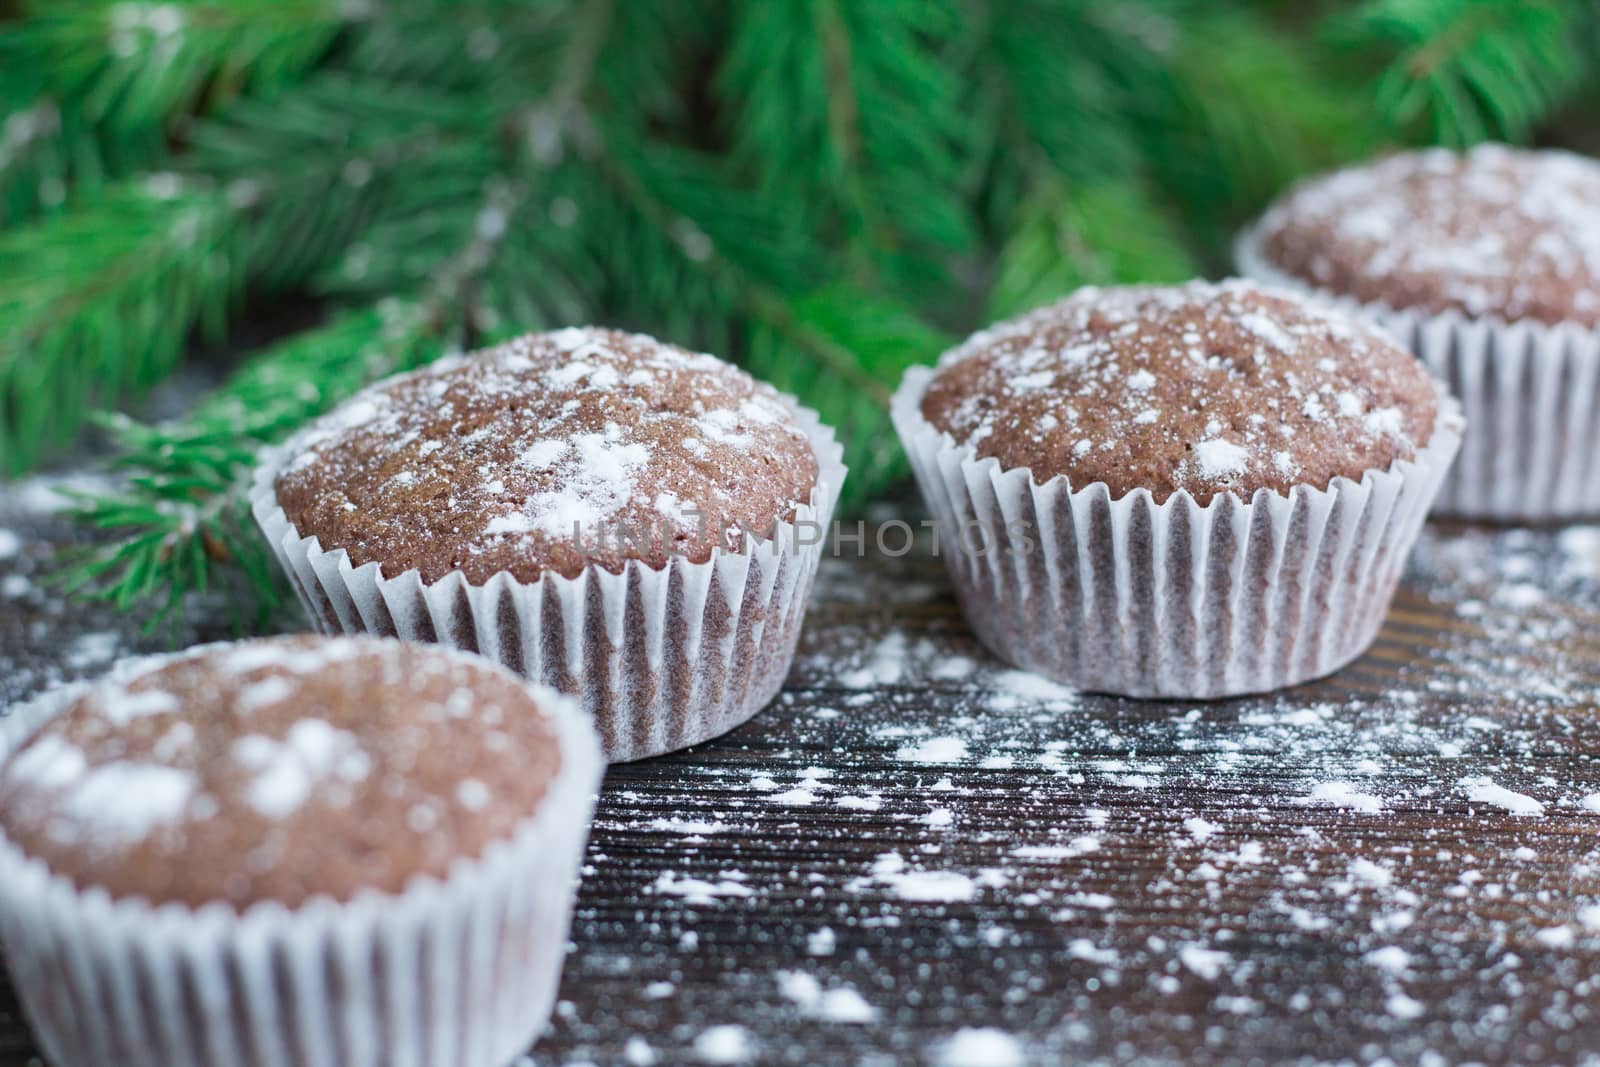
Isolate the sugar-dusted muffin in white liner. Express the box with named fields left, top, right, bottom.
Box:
left=0, top=636, right=602, bottom=1067
left=1237, top=144, right=1600, bottom=520
left=250, top=328, right=847, bottom=763
left=891, top=281, right=1464, bottom=699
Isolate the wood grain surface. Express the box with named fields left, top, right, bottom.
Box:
left=2, top=486, right=1599, bottom=1066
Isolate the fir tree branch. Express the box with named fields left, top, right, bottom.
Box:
left=0, top=0, right=351, bottom=222
left=63, top=300, right=445, bottom=627
left=1139, top=7, right=1372, bottom=251
left=0, top=176, right=241, bottom=475
left=1328, top=0, right=1589, bottom=145
left=590, top=131, right=948, bottom=507
left=986, top=176, right=1196, bottom=321
left=718, top=0, right=976, bottom=298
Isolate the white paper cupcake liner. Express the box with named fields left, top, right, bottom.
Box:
left=0, top=645, right=602, bottom=1067
left=1237, top=226, right=1600, bottom=520
left=891, top=366, right=1463, bottom=699
left=250, top=397, right=846, bottom=764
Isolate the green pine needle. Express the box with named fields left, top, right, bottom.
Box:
left=1330, top=0, right=1589, bottom=145
left=0, top=178, right=240, bottom=474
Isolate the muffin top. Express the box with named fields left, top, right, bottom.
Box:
left=0, top=636, right=568, bottom=909
left=1254, top=145, right=1600, bottom=326
left=919, top=280, right=1441, bottom=505
left=275, top=328, right=820, bottom=584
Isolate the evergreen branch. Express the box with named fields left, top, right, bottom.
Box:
left=15, top=0, right=346, bottom=133
left=0, top=0, right=349, bottom=221
left=718, top=0, right=976, bottom=297
left=1328, top=0, right=1589, bottom=145
left=63, top=161, right=549, bottom=623
left=187, top=70, right=501, bottom=288
left=0, top=177, right=241, bottom=474
left=986, top=176, right=1196, bottom=322
left=592, top=131, right=947, bottom=508
left=63, top=300, right=446, bottom=628
left=982, top=0, right=1170, bottom=187
left=1139, top=7, right=1372, bottom=252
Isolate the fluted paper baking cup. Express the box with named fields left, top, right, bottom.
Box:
left=1237, top=227, right=1600, bottom=520
left=251, top=398, right=846, bottom=764
left=891, top=366, right=1463, bottom=699
left=0, top=645, right=602, bottom=1067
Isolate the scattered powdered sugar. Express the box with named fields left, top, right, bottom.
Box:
left=1300, top=780, right=1385, bottom=814
left=935, top=1028, right=1026, bottom=1067
left=233, top=719, right=373, bottom=820
left=7, top=471, right=1600, bottom=1063
left=539, top=516, right=1600, bottom=1064
left=652, top=871, right=756, bottom=905
left=1461, top=777, right=1545, bottom=817
left=1190, top=437, right=1249, bottom=480
left=691, top=1025, right=753, bottom=1065
left=775, top=971, right=879, bottom=1024
left=54, top=762, right=199, bottom=848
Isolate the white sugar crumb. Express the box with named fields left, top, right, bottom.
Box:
left=57, top=763, right=198, bottom=847
left=776, top=971, right=878, bottom=1023
left=896, top=735, right=968, bottom=764
left=1191, top=438, right=1249, bottom=479
left=623, top=1036, right=656, bottom=1066
left=936, top=1028, right=1025, bottom=1067
left=1348, top=857, right=1393, bottom=887
left=1365, top=946, right=1411, bottom=974
left=653, top=871, right=755, bottom=905
left=1301, top=780, right=1385, bottom=813
left=234, top=720, right=373, bottom=820
left=0, top=528, right=21, bottom=560
left=457, top=779, right=491, bottom=811
left=852, top=852, right=980, bottom=903
left=806, top=927, right=836, bottom=956
left=1461, top=777, right=1544, bottom=817
left=1179, top=944, right=1231, bottom=981
left=1386, top=992, right=1426, bottom=1020
left=692, top=1024, right=753, bottom=1065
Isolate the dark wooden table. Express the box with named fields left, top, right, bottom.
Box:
left=2, top=479, right=1599, bottom=1066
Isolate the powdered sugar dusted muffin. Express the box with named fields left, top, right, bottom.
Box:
left=920, top=281, right=1440, bottom=503
left=253, top=327, right=847, bottom=762
left=1251, top=145, right=1600, bottom=326
left=1238, top=145, right=1600, bottom=519
left=275, top=327, right=820, bottom=583
left=0, top=635, right=601, bottom=1067
left=892, top=280, right=1463, bottom=699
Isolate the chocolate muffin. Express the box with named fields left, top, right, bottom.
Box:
left=0, top=635, right=602, bottom=1067
left=274, top=327, right=820, bottom=583
left=0, top=635, right=568, bottom=908
left=253, top=328, right=847, bottom=762
left=1250, top=145, right=1600, bottom=326
left=892, top=280, right=1463, bottom=699
left=920, top=281, right=1440, bottom=504
left=1239, top=145, right=1600, bottom=520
